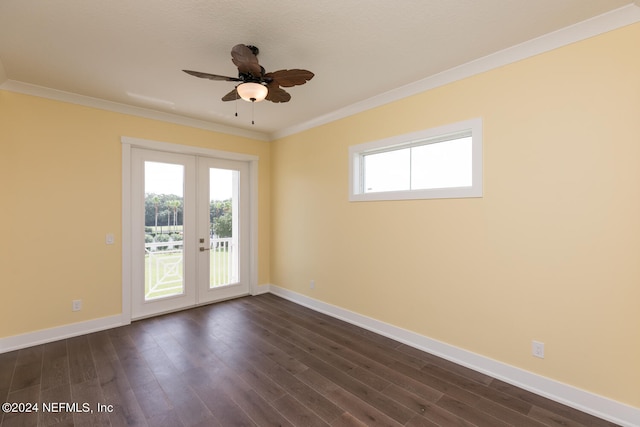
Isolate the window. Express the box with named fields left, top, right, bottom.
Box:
left=349, top=118, right=482, bottom=201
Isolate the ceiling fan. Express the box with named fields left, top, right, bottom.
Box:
left=183, top=44, right=314, bottom=104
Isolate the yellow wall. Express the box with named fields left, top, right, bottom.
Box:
left=1, top=20, right=638, bottom=411
left=270, top=23, right=640, bottom=407
left=0, top=91, right=270, bottom=336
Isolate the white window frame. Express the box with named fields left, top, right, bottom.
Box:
left=349, top=118, right=483, bottom=202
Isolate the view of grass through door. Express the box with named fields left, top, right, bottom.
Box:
left=144, top=162, right=236, bottom=301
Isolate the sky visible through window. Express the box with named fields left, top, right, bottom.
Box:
left=363, top=136, right=472, bottom=193
left=145, top=162, right=232, bottom=201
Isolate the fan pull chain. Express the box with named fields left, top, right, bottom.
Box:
left=251, top=99, right=255, bottom=125
left=235, top=88, right=238, bottom=117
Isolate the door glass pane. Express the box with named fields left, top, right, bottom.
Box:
left=144, top=161, right=185, bottom=300
left=209, top=168, right=239, bottom=287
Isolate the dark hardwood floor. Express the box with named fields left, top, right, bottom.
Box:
left=1, top=294, right=619, bottom=426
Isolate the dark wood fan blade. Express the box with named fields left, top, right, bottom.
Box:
left=265, top=69, right=314, bottom=87
left=265, top=83, right=291, bottom=103
left=221, top=88, right=239, bottom=102
left=183, top=70, right=241, bottom=81
left=231, top=44, right=262, bottom=77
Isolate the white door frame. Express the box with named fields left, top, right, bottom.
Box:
left=196, top=156, right=250, bottom=304
left=121, top=136, right=259, bottom=324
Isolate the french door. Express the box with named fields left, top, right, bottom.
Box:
left=130, top=148, right=250, bottom=319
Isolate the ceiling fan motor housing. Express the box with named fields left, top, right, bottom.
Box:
left=238, top=68, right=270, bottom=84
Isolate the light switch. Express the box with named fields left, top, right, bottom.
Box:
left=106, top=233, right=115, bottom=245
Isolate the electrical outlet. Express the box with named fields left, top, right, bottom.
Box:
left=532, top=340, right=545, bottom=358
left=72, top=299, right=82, bottom=312
left=310, top=280, right=315, bottom=289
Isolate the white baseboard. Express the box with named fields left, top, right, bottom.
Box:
left=0, top=314, right=128, bottom=353
left=268, top=285, right=640, bottom=427
left=0, top=282, right=275, bottom=353
left=2, top=288, right=636, bottom=426
left=252, top=283, right=272, bottom=295
left=0, top=283, right=272, bottom=353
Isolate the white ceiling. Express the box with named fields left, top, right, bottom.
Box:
left=0, top=0, right=636, bottom=140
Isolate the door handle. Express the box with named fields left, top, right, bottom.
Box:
left=199, top=247, right=210, bottom=252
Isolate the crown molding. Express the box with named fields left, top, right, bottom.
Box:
left=0, top=79, right=270, bottom=141
left=2, top=4, right=639, bottom=143
left=272, top=3, right=640, bottom=140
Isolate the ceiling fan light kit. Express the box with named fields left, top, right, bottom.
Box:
left=183, top=44, right=314, bottom=124
left=236, top=82, right=268, bottom=102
